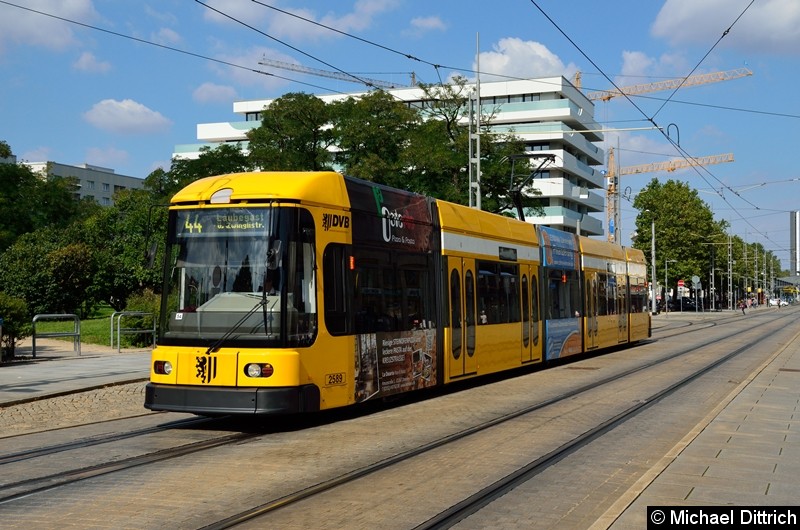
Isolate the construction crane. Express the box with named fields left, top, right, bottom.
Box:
left=606, top=148, right=734, bottom=243
left=583, top=67, right=752, bottom=101
left=258, top=57, right=413, bottom=89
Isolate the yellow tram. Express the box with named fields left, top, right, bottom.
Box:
left=145, top=171, right=650, bottom=415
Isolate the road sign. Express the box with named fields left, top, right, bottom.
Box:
left=678, top=279, right=684, bottom=287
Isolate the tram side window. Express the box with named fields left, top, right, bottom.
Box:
left=545, top=269, right=581, bottom=319
left=596, top=275, right=608, bottom=316
left=606, top=274, right=618, bottom=315
left=352, top=250, right=432, bottom=333
left=630, top=277, right=647, bottom=312
left=502, top=264, right=521, bottom=322
left=597, top=273, right=619, bottom=315
left=476, top=261, right=520, bottom=324
left=617, top=274, right=628, bottom=315
left=322, top=244, right=351, bottom=335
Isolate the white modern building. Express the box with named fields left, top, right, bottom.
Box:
left=174, top=77, right=606, bottom=236
left=24, top=161, right=144, bottom=206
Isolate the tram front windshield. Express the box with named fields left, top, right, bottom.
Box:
left=160, top=207, right=317, bottom=348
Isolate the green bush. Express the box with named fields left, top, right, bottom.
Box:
left=121, top=289, right=161, bottom=347
left=0, top=292, right=30, bottom=361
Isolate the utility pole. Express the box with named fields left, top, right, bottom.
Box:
left=764, top=250, right=768, bottom=302
left=651, top=216, right=657, bottom=315
left=468, top=33, right=481, bottom=210
left=728, top=233, right=733, bottom=310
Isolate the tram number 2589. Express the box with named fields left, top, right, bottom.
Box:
left=325, top=372, right=346, bottom=386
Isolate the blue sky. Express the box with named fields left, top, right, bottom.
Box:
left=2, top=0, right=799, bottom=271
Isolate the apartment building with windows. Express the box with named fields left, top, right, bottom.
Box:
left=23, top=161, right=144, bottom=206
left=174, top=76, right=606, bottom=236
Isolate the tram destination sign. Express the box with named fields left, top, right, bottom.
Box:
left=175, top=208, right=269, bottom=238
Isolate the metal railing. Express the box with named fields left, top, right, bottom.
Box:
left=110, top=311, right=156, bottom=352
left=32, top=314, right=81, bottom=358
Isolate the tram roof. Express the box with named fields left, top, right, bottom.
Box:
left=436, top=200, right=539, bottom=246
left=578, top=236, right=626, bottom=261
left=170, top=171, right=349, bottom=207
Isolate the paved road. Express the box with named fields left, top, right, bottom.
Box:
left=1, top=306, right=798, bottom=528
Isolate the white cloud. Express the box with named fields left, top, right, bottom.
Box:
left=403, top=16, right=446, bottom=38
left=203, top=0, right=399, bottom=42
left=193, top=82, right=238, bottom=104
left=477, top=38, right=578, bottom=81
left=147, top=160, right=171, bottom=174
left=20, top=146, right=52, bottom=163
left=144, top=6, right=178, bottom=26
left=212, top=46, right=298, bottom=91
left=410, top=16, right=446, bottom=32
left=620, top=51, right=654, bottom=79
left=653, top=0, right=800, bottom=54
left=83, top=99, right=171, bottom=134
left=201, top=0, right=268, bottom=26
left=85, top=146, right=129, bottom=168
left=73, top=51, right=111, bottom=73
left=152, top=27, right=181, bottom=46
left=613, top=50, right=689, bottom=87
left=316, top=0, right=399, bottom=34
left=0, top=0, right=98, bottom=54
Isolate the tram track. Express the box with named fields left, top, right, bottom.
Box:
left=414, top=320, right=779, bottom=529
left=0, top=415, right=211, bottom=465
left=651, top=311, right=747, bottom=340
left=1, top=309, right=793, bottom=527
left=0, top=403, right=356, bottom=506
left=0, top=429, right=261, bottom=505
left=197, top=309, right=796, bottom=529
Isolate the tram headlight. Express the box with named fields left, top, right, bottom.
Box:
left=245, top=363, right=274, bottom=378
left=153, top=360, right=172, bottom=375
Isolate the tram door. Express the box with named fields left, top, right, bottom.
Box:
left=586, top=273, right=599, bottom=350
left=617, top=274, right=628, bottom=343
left=520, top=266, right=541, bottom=363
left=448, top=257, right=477, bottom=378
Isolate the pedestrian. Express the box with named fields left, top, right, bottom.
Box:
left=739, top=300, right=746, bottom=315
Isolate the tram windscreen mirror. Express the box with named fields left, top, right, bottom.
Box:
left=267, top=240, right=282, bottom=270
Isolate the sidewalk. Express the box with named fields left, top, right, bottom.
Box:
left=0, top=338, right=151, bottom=406
left=600, top=305, right=800, bottom=527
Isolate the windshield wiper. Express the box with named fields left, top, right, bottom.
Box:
left=205, top=296, right=266, bottom=354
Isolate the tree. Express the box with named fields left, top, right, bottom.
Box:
left=44, top=242, right=97, bottom=316
left=633, top=178, right=726, bottom=299
left=241, top=81, right=537, bottom=214
left=0, top=228, right=65, bottom=316
left=247, top=92, right=334, bottom=171
left=0, top=291, right=28, bottom=361
left=0, top=147, right=86, bottom=251
left=76, top=188, right=167, bottom=310
left=0, top=140, right=11, bottom=159
left=329, top=90, right=419, bottom=187
left=0, top=160, right=41, bottom=250
left=161, top=143, right=252, bottom=199
left=402, top=77, right=538, bottom=215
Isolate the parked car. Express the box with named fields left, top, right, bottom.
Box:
left=769, top=298, right=787, bottom=307
left=667, top=297, right=697, bottom=311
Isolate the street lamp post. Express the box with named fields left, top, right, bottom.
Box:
left=665, top=259, right=676, bottom=314
left=649, top=214, right=657, bottom=315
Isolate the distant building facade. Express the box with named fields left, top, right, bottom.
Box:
left=23, top=162, right=144, bottom=206
left=174, top=77, right=606, bottom=236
